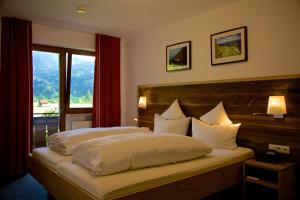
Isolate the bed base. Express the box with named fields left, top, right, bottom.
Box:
left=28, top=154, right=244, bottom=200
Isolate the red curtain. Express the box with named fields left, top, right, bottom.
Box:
left=92, top=34, right=121, bottom=127
left=0, top=17, right=33, bottom=177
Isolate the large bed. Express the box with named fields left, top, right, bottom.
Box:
left=29, top=146, right=253, bottom=200
left=28, top=76, right=300, bottom=200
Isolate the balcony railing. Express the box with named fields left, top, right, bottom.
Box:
left=33, top=113, right=59, bottom=148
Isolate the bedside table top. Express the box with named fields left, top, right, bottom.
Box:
left=244, top=159, right=295, bottom=171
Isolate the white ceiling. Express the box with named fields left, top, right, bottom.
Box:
left=0, top=0, right=238, bottom=37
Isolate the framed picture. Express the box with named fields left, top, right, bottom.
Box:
left=166, top=41, right=191, bottom=72
left=211, top=26, right=247, bottom=65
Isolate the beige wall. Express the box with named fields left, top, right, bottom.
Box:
left=124, top=0, right=300, bottom=125
left=32, top=23, right=95, bottom=51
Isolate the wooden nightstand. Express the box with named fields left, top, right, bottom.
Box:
left=243, top=159, right=295, bottom=200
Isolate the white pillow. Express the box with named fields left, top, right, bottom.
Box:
left=154, top=113, right=190, bottom=135
left=200, top=101, right=232, bottom=125
left=161, top=99, right=186, bottom=119
left=192, top=118, right=240, bottom=149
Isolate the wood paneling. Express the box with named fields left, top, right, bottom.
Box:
left=138, top=77, right=300, bottom=188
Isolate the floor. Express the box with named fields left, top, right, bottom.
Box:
left=0, top=174, right=49, bottom=200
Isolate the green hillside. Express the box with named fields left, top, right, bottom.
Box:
left=33, top=51, right=94, bottom=104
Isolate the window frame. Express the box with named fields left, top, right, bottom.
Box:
left=65, top=49, right=95, bottom=114
left=32, top=44, right=95, bottom=130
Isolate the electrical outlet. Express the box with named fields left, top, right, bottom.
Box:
left=268, top=144, right=290, bottom=154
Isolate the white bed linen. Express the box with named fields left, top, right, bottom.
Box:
left=49, top=126, right=150, bottom=155
left=32, top=147, right=72, bottom=168
left=72, top=133, right=212, bottom=176
left=32, top=147, right=253, bottom=200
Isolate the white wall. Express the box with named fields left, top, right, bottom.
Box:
left=32, top=23, right=95, bottom=51
left=124, top=0, right=300, bottom=125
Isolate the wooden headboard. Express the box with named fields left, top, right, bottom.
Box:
left=138, top=76, right=300, bottom=165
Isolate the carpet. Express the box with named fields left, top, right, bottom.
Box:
left=0, top=174, right=48, bottom=200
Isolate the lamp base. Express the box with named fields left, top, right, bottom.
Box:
left=273, top=114, right=284, bottom=118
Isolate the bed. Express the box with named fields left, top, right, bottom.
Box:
left=28, top=76, right=300, bottom=199
left=29, top=146, right=253, bottom=200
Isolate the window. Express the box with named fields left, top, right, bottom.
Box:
left=33, top=50, right=60, bottom=116
left=68, top=54, right=95, bottom=109
left=32, top=44, right=95, bottom=133
left=33, top=50, right=60, bottom=147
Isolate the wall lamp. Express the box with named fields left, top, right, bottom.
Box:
left=267, top=96, right=287, bottom=118
left=138, top=96, right=147, bottom=109
left=253, top=96, right=287, bottom=118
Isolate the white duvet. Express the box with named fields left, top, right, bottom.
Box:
left=48, top=126, right=150, bottom=155
left=72, top=132, right=212, bottom=176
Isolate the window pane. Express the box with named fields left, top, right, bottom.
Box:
left=33, top=50, right=60, bottom=148
left=70, top=54, right=95, bottom=108
left=33, top=51, right=60, bottom=116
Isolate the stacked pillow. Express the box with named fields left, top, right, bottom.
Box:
left=192, top=102, right=240, bottom=149
left=200, top=101, right=232, bottom=125
left=153, top=100, right=240, bottom=149
left=154, top=99, right=190, bottom=136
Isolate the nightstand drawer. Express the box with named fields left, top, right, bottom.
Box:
left=245, top=165, right=278, bottom=184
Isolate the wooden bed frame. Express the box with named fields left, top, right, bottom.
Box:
left=28, top=154, right=244, bottom=200
left=28, top=75, right=300, bottom=199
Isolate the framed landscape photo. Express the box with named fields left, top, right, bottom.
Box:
left=166, top=41, right=191, bottom=72
left=211, top=26, right=247, bottom=65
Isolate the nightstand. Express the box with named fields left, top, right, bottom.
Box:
left=243, top=159, right=295, bottom=200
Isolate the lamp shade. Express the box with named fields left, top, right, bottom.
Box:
left=138, top=96, right=147, bottom=109
left=267, top=96, right=286, bottom=115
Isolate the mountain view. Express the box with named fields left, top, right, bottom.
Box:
left=33, top=51, right=95, bottom=114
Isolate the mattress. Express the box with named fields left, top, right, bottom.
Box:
left=32, top=147, right=254, bottom=200
left=32, top=147, right=72, bottom=167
